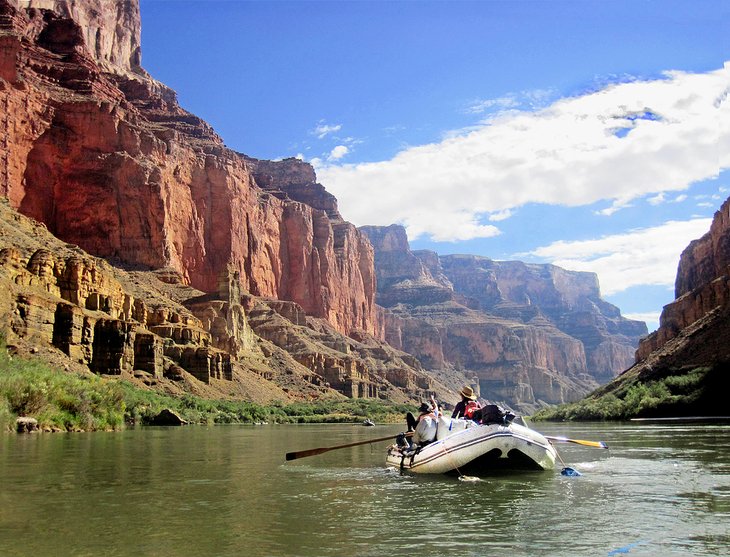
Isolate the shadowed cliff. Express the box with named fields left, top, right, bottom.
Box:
left=536, top=197, right=730, bottom=419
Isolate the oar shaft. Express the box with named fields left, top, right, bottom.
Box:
left=544, top=435, right=608, bottom=449
left=286, top=433, right=406, bottom=461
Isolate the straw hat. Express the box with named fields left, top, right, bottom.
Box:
left=460, top=386, right=477, bottom=400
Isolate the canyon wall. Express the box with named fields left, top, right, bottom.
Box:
left=0, top=0, right=448, bottom=404
left=636, top=197, right=730, bottom=360
left=0, top=0, right=653, bottom=411
left=0, top=198, right=441, bottom=404
left=579, top=197, right=730, bottom=417
left=0, top=0, right=377, bottom=338
left=362, top=224, right=647, bottom=412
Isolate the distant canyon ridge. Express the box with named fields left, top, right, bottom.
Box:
left=0, top=0, right=662, bottom=412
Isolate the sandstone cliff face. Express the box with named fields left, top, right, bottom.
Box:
left=0, top=0, right=453, bottom=404
left=0, top=199, right=442, bottom=403
left=0, top=0, right=377, bottom=339
left=637, top=197, right=730, bottom=360
left=0, top=199, right=245, bottom=389
left=362, top=224, right=647, bottom=412
left=20, top=0, right=143, bottom=75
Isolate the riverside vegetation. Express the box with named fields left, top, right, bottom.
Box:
left=0, top=338, right=413, bottom=433
left=533, top=365, right=720, bottom=421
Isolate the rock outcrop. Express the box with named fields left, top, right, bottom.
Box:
left=0, top=199, right=443, bottom=403
left=361, top=224, right=647, bottom=412
left=568, top=197, right=730, bottom=418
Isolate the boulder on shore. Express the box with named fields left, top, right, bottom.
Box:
left=16, top=417, right=39, bottom=433
left=149, top=409, right=187, bottom=426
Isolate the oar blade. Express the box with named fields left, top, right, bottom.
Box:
left=561, top=467, right=582, bottom=477
left=544, top=435, right=608, bottom=449
left=286, top=447, right=331, bottom=461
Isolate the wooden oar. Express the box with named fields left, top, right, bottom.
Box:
left=544, top=435, right=608, bottom=449
left=285, top=432, right=409, bottom=461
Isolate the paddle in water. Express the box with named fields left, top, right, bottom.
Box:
left=548, top=440, right=582, bottom=476
left=285, top=432, right=411, bottom=461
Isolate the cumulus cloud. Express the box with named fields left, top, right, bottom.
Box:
left=524, top=218, right=713, bottom=296
left=328, top=145, right=349, bottom=161
left=488, top=208, right=515, bottom=222
left=648, top=192, right=689, bottom=205
left=318, top=64, right=729, bottom=242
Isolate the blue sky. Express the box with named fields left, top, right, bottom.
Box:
left=139, top=0, right=729, bottom=331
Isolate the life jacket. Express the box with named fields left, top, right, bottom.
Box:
left=464, top=400, right=481, bottom=419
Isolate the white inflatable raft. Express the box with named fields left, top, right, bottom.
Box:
left=386, top=419, right=557, bottom=475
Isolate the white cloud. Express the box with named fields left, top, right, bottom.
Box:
left=328, top=145, right=349, bottom=161
left=406, top=211, right=501, bottom=242
left=648, top=193, right=666, bottom=205
left=525, top=218, right=712, bottom=296
left=466, top=95, right=519, bottom=114
left=624, top=311, right=661, bottom=332
left=466, top=88, right=556, bottom=115
left=488, top=208, right=514, bottom=222
left=312, top=122, right=342, bottom=139
left=648, top=192, right=689, bottom=206
left=318, top=64, right=729, bottom=241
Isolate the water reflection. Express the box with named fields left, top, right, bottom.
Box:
left=1, top=422, right=728, bottom=556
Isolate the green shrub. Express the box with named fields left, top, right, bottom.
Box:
left=0, top=333, right=414, bottom=431
left=533, top=366, right=714, bottom=421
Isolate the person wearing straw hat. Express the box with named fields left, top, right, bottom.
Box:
left=452, top=385, right=481, bottom=420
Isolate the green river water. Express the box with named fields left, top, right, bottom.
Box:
left=1, top=422, right=728, bottom=557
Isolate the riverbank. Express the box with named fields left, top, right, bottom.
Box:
left=533, top=365, right=724, bottom=421
left=0, top=344, right=412, bottom=433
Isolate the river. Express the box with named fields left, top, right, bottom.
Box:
left=1, top=422, right=728, bottom=556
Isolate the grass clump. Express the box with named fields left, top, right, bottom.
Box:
left=0, top=350, right=126, bottom=432
left=0, top=335, right=415, bottom=431
left=269, top=398, right=412, bottom=424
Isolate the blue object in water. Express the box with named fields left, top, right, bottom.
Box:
left=561, top=467, right=582, bottom=476
left=607, top=541, right=649, bottom=555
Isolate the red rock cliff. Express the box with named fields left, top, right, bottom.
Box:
left=0, top=0, right=378, bottom=337
left=361, top=224, right=647, bottom=412
left=637, top=196, right=730, bottom=360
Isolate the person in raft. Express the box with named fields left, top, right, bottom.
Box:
left=408, top=395, right=441, bottom=446
left=451, top=386, right=482, bottom=421
left=406, top=395, right=440, bottom=432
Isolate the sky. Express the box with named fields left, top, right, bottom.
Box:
left=139, top=0, right=729, bottom=332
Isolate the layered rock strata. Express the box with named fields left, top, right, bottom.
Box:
left=0, top=202, right=236, bottom=386
left=0, top=200, right=442, bottom=403
left=0, top=0, right=377, bottom=339
left=361, top=224, right=647, bottom=412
